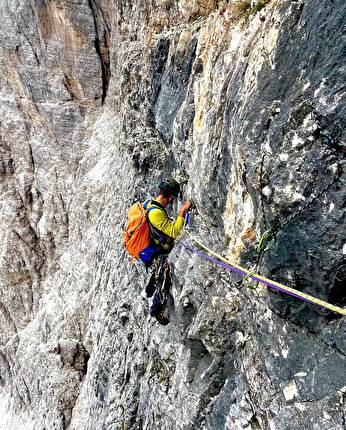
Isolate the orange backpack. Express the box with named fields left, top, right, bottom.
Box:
left=123, top=202, right=151, bottom=259
left=123, top=200, right=162, bottom=265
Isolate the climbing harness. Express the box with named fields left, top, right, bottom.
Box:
left=177, top=231, right=346, bottom=316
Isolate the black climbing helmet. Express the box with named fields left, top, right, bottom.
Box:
left=158, top=178, right=180, bottom=198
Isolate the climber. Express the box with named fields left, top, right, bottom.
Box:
left=145, top=178, right=191, bottom=324
left=146, top=178, right=191, bottom=255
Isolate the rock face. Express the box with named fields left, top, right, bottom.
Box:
left=0, top=0, right=346, bottom=429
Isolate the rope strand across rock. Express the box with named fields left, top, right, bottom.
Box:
left=177, top=231, right=346, bottom=316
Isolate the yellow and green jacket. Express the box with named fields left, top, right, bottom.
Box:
left=145, top=199, right=185, bottom=253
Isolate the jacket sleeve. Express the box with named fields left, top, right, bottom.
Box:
left=148, top=208, right=185, bottom=239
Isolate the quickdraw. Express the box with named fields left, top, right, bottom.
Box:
left=244, top=270, right=259, bottom=290
left=178, top=232, right=346, bottom=316
left=252, top=104, right=344, bottom=290
left=257, top=230, right=275, bottom=254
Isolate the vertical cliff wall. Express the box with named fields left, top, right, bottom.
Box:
left=0, top=0, right=346, bottom=429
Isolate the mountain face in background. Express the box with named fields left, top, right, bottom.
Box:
left=0, top=0, right=346, bottom=429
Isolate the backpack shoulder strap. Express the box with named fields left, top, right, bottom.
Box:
left=143, top=199, right=151, bottom=210
left=146, top=202, right=173, bottom=243
left=148, top=200, right=165, bottom=211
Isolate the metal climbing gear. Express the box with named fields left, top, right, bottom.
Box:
left=257, top=230, right=275, bottom=254
left=244, top=270, right=259, bottom=290
left=177, top=232, right=346, bottom=316
left=150, top=259, right=170, bottom=325
left=253, top=104, right=345, bottom=286
left=246, top=231, right=274, bottom=291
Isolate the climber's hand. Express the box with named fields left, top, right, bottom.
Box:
left=179, top=200, right=192, bottom=218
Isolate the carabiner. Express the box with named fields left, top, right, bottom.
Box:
left=244, top=270, right=259, bottom=290
left=257, top=230, right=275, bottom=254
